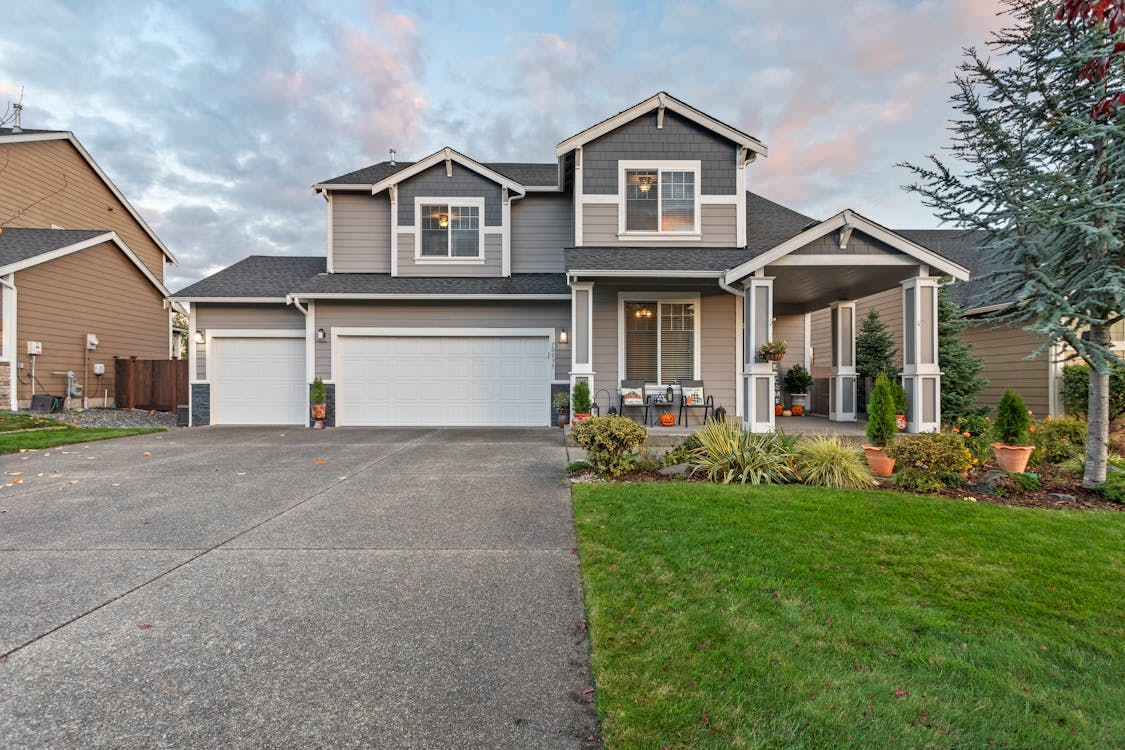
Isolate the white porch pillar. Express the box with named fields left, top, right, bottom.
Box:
left=829, top=301, right=857, bottom=421
left=902, top=276, right=941, bottom=433
left=569, top=281, right=594, bottom=399
left=742, top=276, right=775, bottom=432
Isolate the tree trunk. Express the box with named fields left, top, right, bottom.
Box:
left=1083, top=323, right=1110, bottom=488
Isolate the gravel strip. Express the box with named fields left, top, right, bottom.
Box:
left=30, top=408, right=181, bottom=430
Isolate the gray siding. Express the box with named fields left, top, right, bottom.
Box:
left=701, top=204, right=737, bottom=245
left=963, top=323, right=1052, bottom=416
left=773, top=313, right=807, bottom=402
left=312, top=300, right=571, bottom=381
left=396, top=232, right=503, bottom=277
left=583, top=204, right=618, bottom=245
left=793, top=231, right=911, bottom=259
left=332, top=193, right=390, bottom=273
left=590, top=284, right=738, bottom=415
left=193, top=303, right=304, bottom=381
left=397, top=163, right=502, bottom=226
left=581, top=201, right=737, bottom=247
left=511, top=192, right=571, bottom=273
left=582, top=110, right=737, bottom=195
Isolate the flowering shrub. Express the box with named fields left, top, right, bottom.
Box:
left=757, top=340, right=788, bottom=359
left=950, top=414, right=991, bottom=464
left=1031, top=417, right=1087, bottom=465
left=571, top=414, right=648, bottom=478
left=885, top=432, right=973, bottom=477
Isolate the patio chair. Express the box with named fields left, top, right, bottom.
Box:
left=618, top=379, right=649, bottom=424
left=645, top=382, right=678, bottom=426
left=677, top=380, right=714, bottom=426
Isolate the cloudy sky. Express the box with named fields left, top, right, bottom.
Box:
left=1, top=0, right=1006, bottom=289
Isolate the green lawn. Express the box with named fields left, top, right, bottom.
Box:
left=0, top=427, right=163, bottom=454
left=0, top=412, right=65, bottom=432
left=573, top=483, right=1125, bottom=749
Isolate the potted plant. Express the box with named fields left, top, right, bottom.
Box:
left=758, top=340, right=788, bottom=362
left=571, top=380, right=592, bottom=422
left=310, top=377, right=327, bottom=428
left=992, top=388, right=1034, bottom=472
left=783, top=364, right=813, bottom=410
left=863, top=372, right=898, bottom=477
left=552, top=391, right=571, bottom=428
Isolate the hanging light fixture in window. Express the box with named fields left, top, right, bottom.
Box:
left=638, top=175, right=653, bottom=193
left=438, top=212, right=449, bottom=228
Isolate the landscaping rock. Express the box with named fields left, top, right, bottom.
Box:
left=1108, top=464, right=1124, bottom=474
left=1047, top=493, right=1077, bottom=503
left=658, top=463, right=691, bottom=477
left=973, top=470, right=1008, bottom=494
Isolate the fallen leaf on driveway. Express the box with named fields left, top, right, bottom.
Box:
left=1, top=508, right=7, bottom=513
left=138, top=624, right=153, bottom=630
left=236, top=472, right=247, bottom=476
left=143, top=452, right=152, bottom=457
left=212, top=467, right=220, bottom=472
left=68, top=480, right=78, bottom=485
left=112, top=483, right=121, bottom=487
left=5, top=471, right=24, bottom=476
left=315, top=460, right=326, bottom=465
left=12, top=478, right=22, bottom=485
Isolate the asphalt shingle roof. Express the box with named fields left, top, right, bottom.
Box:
left=171, top=256, right=327, bottom=298
left=896, top=229, right=991, bottom=309
left=292, top=272, right=569, bottom=296
left=0, top=227, right=109, bottom=267
left=566, top=247, right=750, bottom=273
left=0, top=127, right=66, bottom=136
left=317, top=161, right=559, bottom=188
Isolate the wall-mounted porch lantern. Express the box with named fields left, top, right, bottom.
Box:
left=193, top=330, right=205, bottom=344
left=317, top=328, right=327, bottom=341
left=559, top=328, right=569, bottom=344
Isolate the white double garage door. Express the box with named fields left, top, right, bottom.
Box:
left=210, top=330, right=552, bottom=427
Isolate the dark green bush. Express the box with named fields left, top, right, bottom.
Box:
left=571, top=380, right=592, bottom=413
left=783, top=364, right=814, bottom=394
left=662, top=434, right=702, bottom=467
left=1098, top=473, right=1125, bottom=503
left=894, top=468, right=947, bottom=493
left=1061, top=363, right=1125, bottom=420
left=995, top=389, right=1031, bottom=445
left=866, top=373, right=898, bottom=447
left=566, top=460, right=591, bottom=473
left=571, top=414, right=648, bottom=478
left=310, top=377, right=327, bottom=404
left=1031, top=418, right=1087, bottom=465
left=1007, top=472, right=1042, bottom=493
left=885, top=432, right=973, bottom=474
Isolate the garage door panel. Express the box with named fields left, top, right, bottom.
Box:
left=337, top=335, right=549, bottom=427
left=212, top=337, right=305, bottom=425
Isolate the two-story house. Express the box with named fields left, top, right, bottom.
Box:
left=0, top=124, right=177, bottom=410
left=172, top=92, right=970, bottom=431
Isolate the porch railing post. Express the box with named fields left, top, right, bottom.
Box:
left=901, top=276, right=941, bottom=432
left=829, top=301, right=858, bottom=422
left=743, top=276, right=775, bottom=433
left=569, top=281, right=595, bottom=408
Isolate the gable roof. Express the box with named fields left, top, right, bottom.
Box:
left=725, top=209, right=971, bottom=286
left=314, top=161, right=559, bottom=190
left=0, top=129, right=177, bottom=265
left=896, top=229, right=992, bottom=310
left=556, top=91, right=768, bottom=157
left=289, top=272, right=570, bottom=298
left=169, top=255, right=328, bottom=301
left=0, top=227, right=168, bottom=295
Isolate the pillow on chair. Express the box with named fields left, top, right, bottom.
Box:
left=621, top=386, right=644, bottom=405
left=682, top=386, right=705, bottom=406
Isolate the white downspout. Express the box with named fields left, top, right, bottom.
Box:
left=0, top=275, right=16, bottom=411
left=718, top=276, right=745, bottom=419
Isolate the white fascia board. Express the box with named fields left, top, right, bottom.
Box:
left=287, top=293, right=572, bottom=301
left=169, top=296, right=290, bottom=304
left=567, top=269, right=722, bottom=278
left=0, top=231, right=170, bottom=296
left=723, top=209, right=971, bottom=285
left=312, top=183, right=376, bottom=192
left=0, top=131, right=179, bottom=265
left=524, top=185, right=564, bottom=192
left=555, top=92, right=768, bottom=157
left=369, top=147, right=527, bottom=197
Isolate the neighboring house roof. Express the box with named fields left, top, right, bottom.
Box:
left=0, top=129, right=178, bottom=264
left=896, top=229, right=992, bottom=311
left=170, top=255, right=328, bottom=301
left=290, top=272, right=570, bottom=298
left=314, top=157, right=559, bottom=191
left=566, top=247, right=751, bottom=276
left=725, top=209, right=971, bottom=286
left=556, top=91, right=768, bottom=157
left=0, top=227, right=169, bottom=295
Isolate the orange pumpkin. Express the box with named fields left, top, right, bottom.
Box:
left=791, top=405, right=804, bottom=417
left=659, top=412, right=676, bottom=426
left=775, top=404, right=783, bottom=416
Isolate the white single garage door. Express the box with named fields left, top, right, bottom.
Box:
left=336, top=334, right=550, bottom=427
left=211, top=336, right=306, bottom=425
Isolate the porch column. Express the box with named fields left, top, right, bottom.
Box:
left=829, top=301, right=857, bottom=421
left=902, top=276, right=941, bottom=432
left=742, top=276, right=775, bottom=432
left=569, top=281, right=594, bottom=400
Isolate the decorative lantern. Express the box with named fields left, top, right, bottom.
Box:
left=666, top=385, right=674, bottom=403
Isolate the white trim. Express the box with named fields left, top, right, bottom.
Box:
left=0, top=231, right=170, bottom=296
left=501, top=187, right=512, bottom=277
left=170, top=296, right=289, bottom=304
left=803, top=312, right=812, bottom=370
left=325, top=193, right=335, bottom=274
left=700, top=194, right=740, bottom=205
left=574, top=147, right=584, bottom=247
left=187, top=304, right=197, bottom=430
left=724, top=209, right=971, bottom=284
left=2, top=275, right=17, bottom=409
left=617, top=160, right=702, bottom=237
left=556, top=92, right=768, bottom=157
left=412, top=197, right=486, bottom=261
left=570, top=282, right=594, bottom=375
left=768, top=254, right=919, bottom=267
left=828, top=301, right=858, bottom=422
left=483, top=227, right=504, bottom=235
left=332, top=326, right=554, bottom=338
left=287, top=292, right=571, bottom=301
left=389, top=186, right=399, bottom=277
left=305, top=300, right=317, bottom=385
left=1048, top=340, right=1064, bottom=419
left=615, top=291, right=703, bottom=384
left=735, top=148, right=748, bottom=248
left=201, top=328, right=305, bottom=389
left=370, top=146, right=528, bottom=197
left=735, top=292, right=744, bottom=419
left=411, top=258, right=487, bottom=265
left=567, top=269, right=721, bottom=279
left=0, top=131, right=177, bottom=265
left=580, top=194, right=619, bottom=204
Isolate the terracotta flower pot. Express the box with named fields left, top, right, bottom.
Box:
left=311, top=403, right=327, bottom=420
left=863, top=445, right=896, bottom=478
left=992, top=443, right=1034, bottom=473
left=572, top=413, right=590, bottom=423
left=557, top=412, right=570, bottom=428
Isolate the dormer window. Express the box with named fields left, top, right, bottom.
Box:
left=619, top=161, right=700, bottom=236
left=417, top=198, right=484, bottom=259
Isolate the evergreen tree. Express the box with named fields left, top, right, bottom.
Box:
left=902, top=1, right=1125, bottom=486
left=856, top=309, right=899, bottom=380
left=937, top=285, right=989, bottom=420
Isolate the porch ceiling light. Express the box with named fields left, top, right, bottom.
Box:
left=193, top=330, right=204, bottom=344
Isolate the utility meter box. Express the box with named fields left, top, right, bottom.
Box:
left=93, top=363, right=105, bottom=376
left=26, top=341, right=42, bottom=356
left=86, top=334, right=99, bottom=350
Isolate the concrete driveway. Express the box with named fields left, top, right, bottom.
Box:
left=0, top=427, right=597, bottom=749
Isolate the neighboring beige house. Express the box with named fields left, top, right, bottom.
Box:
left=0, top=125, right=177, bottom=409
left=173, top=93, right=971, bottom=432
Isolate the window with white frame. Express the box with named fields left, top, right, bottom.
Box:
left=419, top=203, right=481, bottom=258
left=623, top=167, right=698, bottom=233
left=624, top=301, right=696, bottom=383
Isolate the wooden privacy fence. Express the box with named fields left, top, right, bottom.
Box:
left=114, top=358, right=188, bottom=413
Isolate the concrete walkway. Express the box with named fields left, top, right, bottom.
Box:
left=0, top=427, right=596, bottom=749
